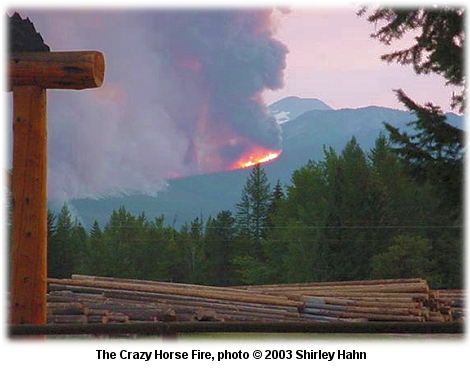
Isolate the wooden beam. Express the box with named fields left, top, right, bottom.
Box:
left=10, top=85, right=48, bottom=325
left=9, top=50, right=105, bottom=327
left=8, top=51, right=105, bottom=90
left=9, top=321, right=465, bottom=337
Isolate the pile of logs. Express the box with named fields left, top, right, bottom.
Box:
left=46, top=276, right=464, bottom=325
left=47, top=275, right=304, bottom=325
left=431, top=289, right=466, bottom=322
left=47, top=292, right=177, bottom=325
left=234, top=278, right=460, bottom=323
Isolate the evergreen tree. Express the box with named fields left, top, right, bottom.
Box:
left=277, top=158, right=330, bottom=281
left=262, top=180, right=296, bottom=283
left=361, top=6, right=464, bottom=287
left=368, top=134, right=428, bottom=244
left=71, top=220, right=88, bottom=273
left=86, top=220, right=108, bottom=275
left=361, top=6, right=464, bottom=222
left=46, top=209, right=57, bottom=277
left=270, top=137, right=434, bottom=282
left=130, top=212, right=152, bottom=280
left=359, top=7, right=465, bottom=111
left=231, top=254, right=271, bottom=285
left=266, top=180, right=285, bottom=229
left=384, top=90, right=463, bottom=217
left=147, top=216, right=183, bottom=282
left=48, top=203, right=74, bottom=278
left=318, top=138, right=380, bottom=280
left=103, top=206, right=138, bottom=278
left=177, top=217, right=204, bottom=283
left=202, top=211, right=237, bottom=285
left=235, top=164, right=271, bottom=257
left=371, top=235, right=435, bottom=283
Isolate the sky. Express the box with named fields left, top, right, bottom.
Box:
left=262, top=6, right=457, bottom=110
left=5, top=3, right=458, bottom=110
left=2, top=3, right=461, bottom=200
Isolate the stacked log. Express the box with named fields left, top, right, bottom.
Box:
left=47, top=290, right=176, bottom=325
left=47, top=301, right=90, bottom=324
left=234, top=278, right=452, bottom=322
left=301, top=296, right=423, bottom=322
left=47, top=275, right=304, bottom=324
left=431, top=289, right=465, bottom=322
left=46, top=276, right=464, bottom=325
left=51, top=275, right=302, bottom=308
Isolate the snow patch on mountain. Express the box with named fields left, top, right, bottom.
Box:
left=268, top=96, right=334, bottom=125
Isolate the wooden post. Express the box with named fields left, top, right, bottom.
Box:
left=9, top=51, right=105, bottom=326
left=10, top=85, right=48, bottom=325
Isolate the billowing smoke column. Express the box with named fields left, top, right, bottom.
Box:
left=9, top=9, right=287, bottom=199
left=145, top=10, right=287, bottom=172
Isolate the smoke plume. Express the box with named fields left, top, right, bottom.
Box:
left=8, top=9, right=287, bottom=199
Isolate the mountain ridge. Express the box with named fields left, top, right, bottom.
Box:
left=49, top=97, right=464, bottom=229
left=268, top=96, right=334, bottom=124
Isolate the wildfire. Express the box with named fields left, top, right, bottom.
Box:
left=231, top=147, right=282, bottom=169
left=187, top=102, right=283, bottom=173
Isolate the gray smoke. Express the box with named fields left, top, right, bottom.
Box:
left=7, top=9, right=287, bottom=199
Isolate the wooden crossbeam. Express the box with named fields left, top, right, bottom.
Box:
left=9, top=51, right=105, bottom=325
left=9, top=51, right=104, bottom=90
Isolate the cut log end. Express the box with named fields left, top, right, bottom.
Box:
left=92, top=51, right=105, bottom=88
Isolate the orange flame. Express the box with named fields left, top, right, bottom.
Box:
left=231, top=146, right=282, bottom=170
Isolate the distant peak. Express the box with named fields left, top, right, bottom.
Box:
left=270, top=96, right=333, bottom=109
left=268, top=96, right=334, bottom=123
